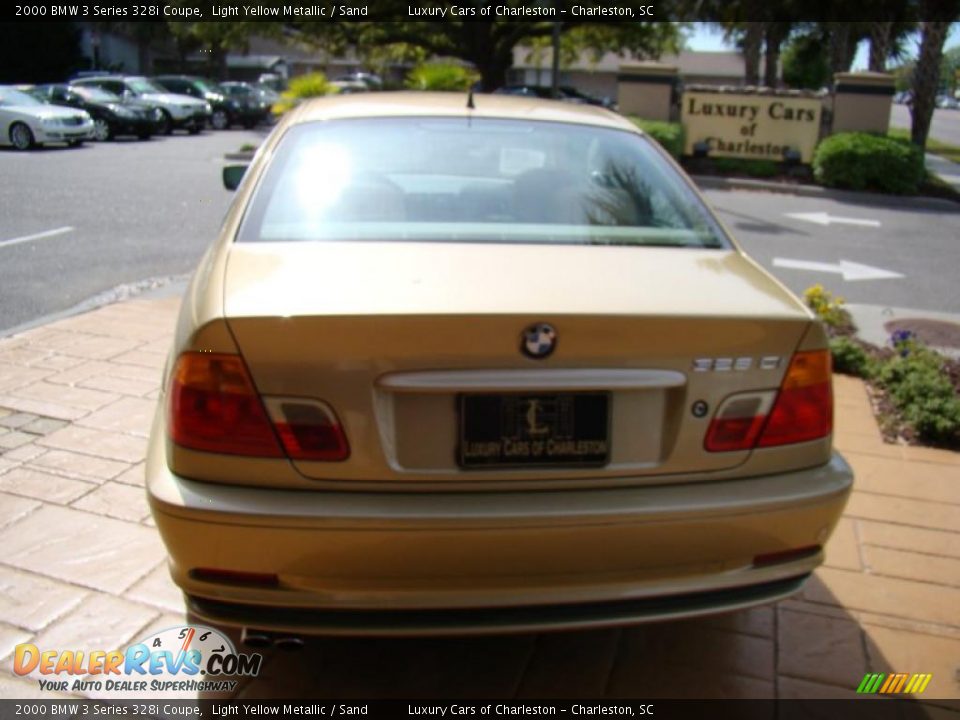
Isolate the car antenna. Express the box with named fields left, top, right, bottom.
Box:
left=467, top=87, right=475, bottom=110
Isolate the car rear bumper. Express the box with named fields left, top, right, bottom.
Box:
left=113, top=117, right=156, bottom=136
left=147, top=426, right=853, bottom=634
left=187, top=574, right=809, bottom=637
left=171, top=111, right=207, bottom=129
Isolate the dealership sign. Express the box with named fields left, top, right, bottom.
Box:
left=681, top=91, right=823, bottom=163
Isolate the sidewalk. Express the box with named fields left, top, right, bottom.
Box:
left=0, top=297, right=958, bottom=701
left=928, top=152, right=960, bottom=192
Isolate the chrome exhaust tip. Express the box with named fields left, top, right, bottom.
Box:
left=274, top=636, right=305, bottom=651
left=241, top=629, right=274, bottom=649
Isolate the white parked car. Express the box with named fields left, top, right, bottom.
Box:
left=0, top=86, right=94, bottom=149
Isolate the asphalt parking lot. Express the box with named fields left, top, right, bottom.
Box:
left=2, top=128, right=958, bottom=338
left=0, top=128, right=266, bottom=334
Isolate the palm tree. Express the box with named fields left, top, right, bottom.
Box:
left=911, top=18, right=956, bottom=149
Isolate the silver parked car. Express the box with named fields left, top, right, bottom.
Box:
left=0, top=86, right=93, bottom=149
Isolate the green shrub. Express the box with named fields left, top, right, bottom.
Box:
left=875, top=344, right=960, bottom=443
left=710, top=157, right=780, bottom=178
left=630, top=119, right=684, bottom=160
left=812, top=132, right=924, bottom=194
left=829, top=336, right=874, bottom=378
left=272, top=73, right=334, bottom=115
left=404, top=63, right=478, bottom=92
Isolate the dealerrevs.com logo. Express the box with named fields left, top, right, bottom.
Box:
left=13, top=626, right=262, bottom=694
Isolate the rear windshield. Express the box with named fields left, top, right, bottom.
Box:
left=236, top=117, right=729, bottom=249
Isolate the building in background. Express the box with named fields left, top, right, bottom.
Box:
left=509, top=49, right=749, bottom=100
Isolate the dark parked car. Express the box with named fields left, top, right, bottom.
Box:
left=558, top=85, right=618, bottom=111
left=152, top=75, right=252, bottom=130
left=33, top=84, right=159, bottom=141
left=493, top=85, right=617, bottom=110
left=70, top=75, right=209, bottom=135
left=218, top=81, right=274, bottom=127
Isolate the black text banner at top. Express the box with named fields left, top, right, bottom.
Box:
left=6, top=1, right=663, bottom=23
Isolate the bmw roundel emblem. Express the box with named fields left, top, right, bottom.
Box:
left=522, top=322, right=557, bottom=359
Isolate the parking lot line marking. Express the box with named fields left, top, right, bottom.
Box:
left=0, top=226, right=74, bottom=248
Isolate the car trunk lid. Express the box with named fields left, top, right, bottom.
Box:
left=222, top=241, right=813, bottom=485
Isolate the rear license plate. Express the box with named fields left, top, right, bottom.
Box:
left=459, top=393, right=610, bottom=469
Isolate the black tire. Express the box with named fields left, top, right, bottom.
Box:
left=157, top=110, right=173, bottom=135
left=137, top=132, right=152, bottom=141
left=211, top=109, right=230, bottom=130
left=93, top=118, right=113, bottom=142
left=10, top=122, right=34, bottom=150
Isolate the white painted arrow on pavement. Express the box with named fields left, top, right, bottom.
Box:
left=773, top=258, right=904, bottom=281
left=784, top=211, right=881, bottom=228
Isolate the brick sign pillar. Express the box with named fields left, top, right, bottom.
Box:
left=831, top=72, right=896, bottom=134
left=617, top=63, right=678, bottom=121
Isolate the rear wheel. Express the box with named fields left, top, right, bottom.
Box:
left=93, top=118, right=113, bottom=142
left=211, top=109, right=229, bottom=130
left=157, top=110, right=173, bottom=135
left=10, top=122, right=34, bottom=150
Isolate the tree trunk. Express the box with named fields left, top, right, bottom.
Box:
left=210, top=43, right=228, bottom=81
left=137, top=40, right=151, bottom=76
left=763, top=24, right=788, bottom=88
left=742, top=23, right=763, bottom=86
left=868, top=21, right=893, bottom=72
left=176, top=38, right=189, bottom=74
left=826, top=23, right=854, bottom=82
left=478, top=52, right=512, bottom=92
left=911, top=20, right=952, bottom=150
left=463, top=23, right=514, bottom=92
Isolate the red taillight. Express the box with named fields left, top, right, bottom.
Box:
left=169, top=352, right=283, bottom=457
left=705, top=349, right=832, bottom=452
left=758, top=350, right=833, bottom=447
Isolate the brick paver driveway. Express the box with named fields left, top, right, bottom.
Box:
left=1, top=298, right=958, bottom=701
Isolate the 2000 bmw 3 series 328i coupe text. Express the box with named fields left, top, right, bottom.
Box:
left=147, top=92, right=853, bottom=636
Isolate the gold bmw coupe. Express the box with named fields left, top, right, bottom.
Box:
left=147, top=92, right=853, bottom=637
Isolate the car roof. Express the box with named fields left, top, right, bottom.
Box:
left=72, top=76, right=137, bottom=83
left=290, top=91, right=637, bottom=132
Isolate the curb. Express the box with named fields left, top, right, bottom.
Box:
left=692, top=175, right=960, bottom=210
left=0, top=275, right=188, bottom=340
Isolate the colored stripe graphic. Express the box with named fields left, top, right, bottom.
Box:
left=889, top=673, right=909, bottom=693
left=869, top=673, right=886, bottom=693
left=856, top=672, right=932, bottom=694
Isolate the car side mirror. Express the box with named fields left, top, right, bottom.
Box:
left=222, top=164, right=247, bottom=191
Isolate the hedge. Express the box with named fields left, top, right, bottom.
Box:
left=812, top=132, right=925, bottom=195
left=405, top=63, right=478, bottom=92
left=272, top=73, right=335, bottom=115
left=629, top=118, right=684, bottom=160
